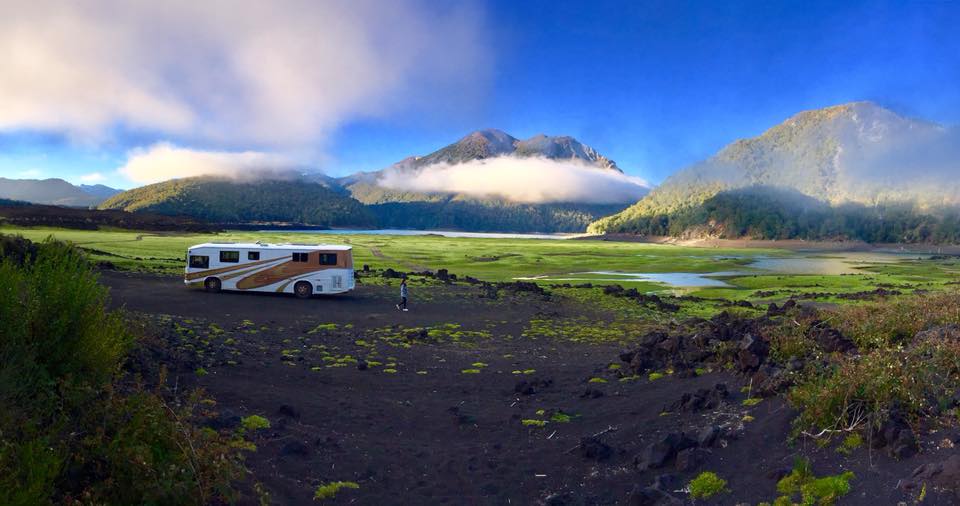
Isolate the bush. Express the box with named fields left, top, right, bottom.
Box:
left=1, top=238, right=132, bottom=404
left=836, top=291, right=960, bottom=349
left=314, top=481, right=360, bottom=501
left=789, top=336, right=960, bottom=437
left=0, top=236, right=243, bottom=504
left=688, top=471, right=728, bottom=499
left=776, top=458, right=854, bottom=506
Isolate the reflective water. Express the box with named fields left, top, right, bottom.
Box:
left=517, top=252, right=929, bottom=288
left=271, top=229, right=579, bottom=240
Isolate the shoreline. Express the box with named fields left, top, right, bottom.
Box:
left=581, top=233, right=960, bottom=254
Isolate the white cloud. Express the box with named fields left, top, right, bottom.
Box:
left=0, top=0, right=490, bottom=148
left=118, top=143, right=300, bottom=185
left=378, top=157, right=651, bottom=204
left=78, top=172, right=106, bottom=183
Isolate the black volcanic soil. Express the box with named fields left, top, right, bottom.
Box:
left=101, top=271, right=960, bottom=505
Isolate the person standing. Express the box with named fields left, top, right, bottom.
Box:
left=396, top=279, right=408, bottom=311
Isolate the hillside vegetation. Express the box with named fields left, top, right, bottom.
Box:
left=592, top=186, right=960, bottom=243
left=590, top=102, right=960, bottom=241
left=100, top=177, right=376, bottom=227
left=0, top=236, right=244, bottom=503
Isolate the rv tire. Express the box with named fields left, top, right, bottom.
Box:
left=294, top=281, right=313, bottom=299
left=204, top=277, right=222, bottom=293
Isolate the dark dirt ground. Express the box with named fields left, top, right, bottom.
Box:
left=101, top=270, right=960, bottom=505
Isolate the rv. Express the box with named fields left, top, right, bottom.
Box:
left=184, top=242, right=355, bottom=298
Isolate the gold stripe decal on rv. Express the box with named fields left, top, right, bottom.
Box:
left=184, top=257, right=280, bottom=281
left=236, top=251, right=344, bottom=290
left=275, top=280, right=293, bottom=293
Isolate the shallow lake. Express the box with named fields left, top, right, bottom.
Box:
left=267, top=229, right=579, bottom=240
left=516, top=251, right=930, bottom=288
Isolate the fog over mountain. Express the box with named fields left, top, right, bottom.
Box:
left=343, top=128, right=648, bottom=205
left=591, top=102, right=960, bottom=235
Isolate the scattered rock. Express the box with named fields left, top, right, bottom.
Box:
left=280, top=440, right=311, bottom=458
left=809, top=323, right=855, bottom=353
left=870, top=407, right=919, bottom=459
left=651, top=473, right=681, bottom=492
left=580, top=389, right=604, bottom=399
left=901, top=455, right=960, bottom=497
left=515, top=378, right=553, bottom=396
left=636, top=433, right=696, bottom=470
left=666, top=384, right=728, bottom=413
left=276, top=404, right=300, bottom=420
left=737, top=334, right=769, bottom=372
left=579, top=436, right=613, bottom=461
left=674, top=447, right=706, bottom=472
left=914, top=324, right=960, bottom=344
left=697, top=425, right=720, bottom=448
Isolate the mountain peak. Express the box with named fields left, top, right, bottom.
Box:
left=396, top=130, right=621, bottom=172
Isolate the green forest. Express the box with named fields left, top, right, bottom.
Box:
left=99, top=177, right=377, bottom=227
left=590, top=186, right=960, bottom=243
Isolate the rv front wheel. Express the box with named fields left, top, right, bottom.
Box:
left=294, top=281, right=313, bottom=299
left=204, top=277, right=222, bottom=293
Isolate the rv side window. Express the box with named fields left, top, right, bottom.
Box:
left=319, top=253, right=338, bottom=265
left=220, top=251, right=240, bottom=263
left=292, top=252, right=309, bottom=262
left=189, top=255, right=209, bottom=269
left=248, top=251, right=260, bottom=261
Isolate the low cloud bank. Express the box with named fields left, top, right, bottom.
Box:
left=378, top=156, right=650, bottom=204
left=118, top=143, right=299, bottom=185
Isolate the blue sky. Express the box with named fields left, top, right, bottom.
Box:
left=1, top=0, right=958, bottom=189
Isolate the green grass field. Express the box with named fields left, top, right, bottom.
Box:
left=3, top=226, right=958, bottom=303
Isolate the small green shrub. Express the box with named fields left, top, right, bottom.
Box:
left=776, top=458, right=854, bottom=506
left=521, top=419, right=547, bottom=427
left=742, top=397, right=763, bottom=406
left=313, top=481, right=359, bottom=501
left=242, top=415, right=271, bottom=431
left=835, top=433, right=863, bottom=455
left=689, top=471, right=727, bottom=499
left=588, top=377, right=607, bottom=384
left=648, top=372, right=664, bottom=381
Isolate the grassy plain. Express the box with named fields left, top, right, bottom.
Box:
left=2, top=226, right=958, bottom=304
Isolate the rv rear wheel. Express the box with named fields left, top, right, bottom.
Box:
left=294, top=281, right=313, bottom=299
left=204, top=277, right=222, bottom=293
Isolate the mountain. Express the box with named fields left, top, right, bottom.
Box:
left=334, top=129, right=639, bottom=232
left=0, top=178, right=120, bottom=207
left=589, top=102, right=960, bottom=239
left=78, top=184, right=122, bottom=199
left=99, top=177, right=376, bottom=227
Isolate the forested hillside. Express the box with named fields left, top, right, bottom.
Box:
left=597, top=185, right=960, bottom=243
left=100, top=177, right=376, bottom=227
left=590, top=102, right=960, bottom=241
left=368, top=199, right=626, bottom=233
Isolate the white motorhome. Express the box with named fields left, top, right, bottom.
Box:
left=184, top=242, right=355, bottom=298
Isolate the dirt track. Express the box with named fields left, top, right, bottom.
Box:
left=100, top=271, right=960, bottom=505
